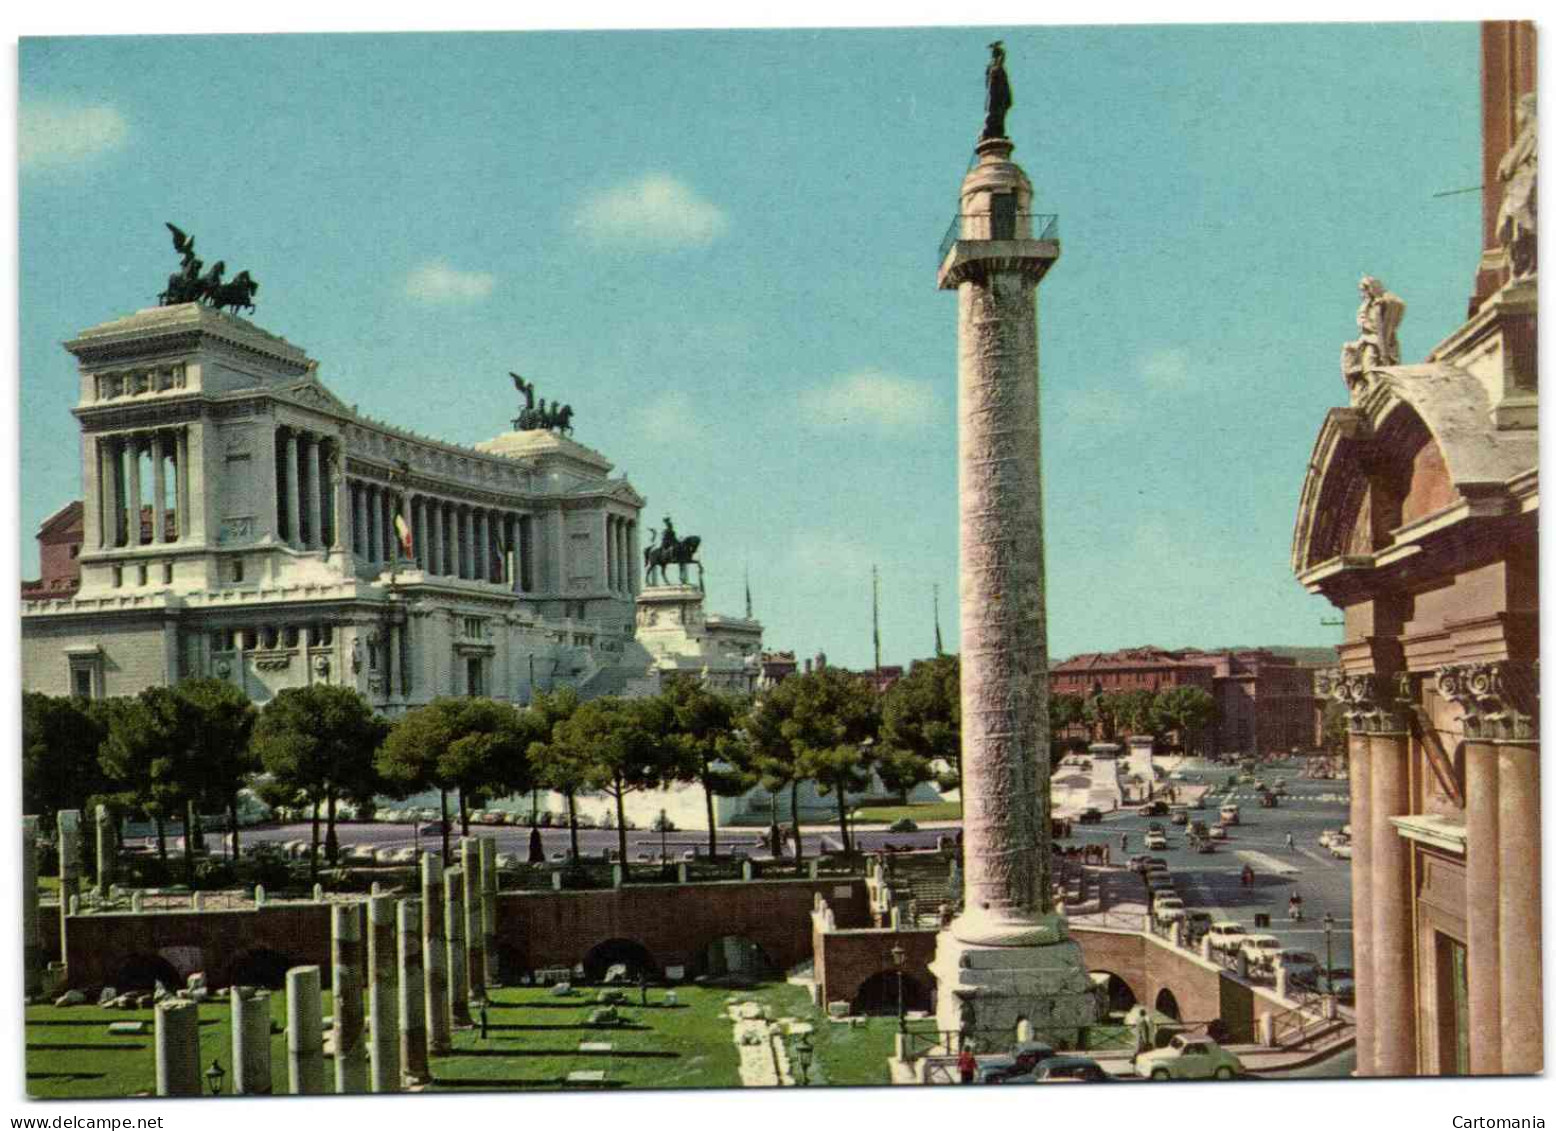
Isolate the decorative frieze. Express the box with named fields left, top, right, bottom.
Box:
left=1436, top=660, right=1539, bottom=742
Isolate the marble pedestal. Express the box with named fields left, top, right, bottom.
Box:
left=930, top=914, right=1100, bottom=1052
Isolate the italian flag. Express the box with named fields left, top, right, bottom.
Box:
left=394, top=513, right=413, bottom=558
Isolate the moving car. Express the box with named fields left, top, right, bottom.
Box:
left=1135, top=1035, right=1243, bottom=1081
left=1218, top=804, right=1240, bottom=826
left=1079, top=808, right=1104, bottom=824
left=974, top=1041, right=1057, bottom=1084
left=1144, top=831, right=1167, bottom=851
left=1330, top=840, right=1353, bottom=859
left=1169, top=806, right=1190, bottom=826
left=1029, top=1056, right=1110, bottom=1083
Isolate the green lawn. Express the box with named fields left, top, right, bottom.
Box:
left=25, top=982, right=897, bottom=1098
left=853, top=802, right=962, bottom=825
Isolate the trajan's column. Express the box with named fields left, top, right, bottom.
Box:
left=929, top=42, right=1101, bottom=1048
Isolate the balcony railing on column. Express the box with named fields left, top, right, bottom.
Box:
left=938, top=211, right=1059, bottom=266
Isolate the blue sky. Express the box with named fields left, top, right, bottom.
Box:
left=17, top=22, right=1484, bottom=669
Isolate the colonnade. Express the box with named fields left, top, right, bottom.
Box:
left=93, top=428, right=190, bottom=549
left=347, top=485, right=535, bottom=592
left=274, top=427, right=340, bottom=551
left=605, top=514, right=638, bottom=595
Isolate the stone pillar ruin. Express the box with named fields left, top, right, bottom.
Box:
left=57, top=809, right=81, bottom=949
left=22, top=816, right=41, bottom=998
left=927, top=87, right=1098, bottom=1050
left=286, top=965, right=326, bottom=1095
left=399, top=898, right=428, bottom=1085
left=479, top=838, right=499, bottom=987
left=461, top=839, right=487, bottom=999
left=422, top=853, right=451, bottom=1053
left=154, top=998, right=202, bottom=1096
left=367, top=894, right=401, bottom=1092
left=332, top=902, right=368, bottom=1093
left=95, top=804, right=114, bottom=897
left=446, top=866, right=472, bottom=1025
left=231, top=987, right=273, bottom=1094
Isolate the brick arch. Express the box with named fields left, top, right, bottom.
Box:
left=1089, top=968, right=1140, bottom=1014
left=580, top=938, right=659, bottom=982
left=111, top=952, right=180, bottom=993
left=851, top=969, right=934, bottom=1016
left=221, top=945, right=299, bottom=989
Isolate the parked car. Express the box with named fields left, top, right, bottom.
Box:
left=1330, top=840, right=1353, bottom=859
left=1209, top=824, right=1228, bottom=840
left=1154, top=901, right=1188, bottom=928
left=1144, top=831, right=1167, bottom=851
left=1239, top=934, right=1285, bottom=970
left=1135, top=1035, right=1243, bottom=1081
left=1295, top=967, right=1356, bottom=1005
left=1205, top=921, right=1247, bottom=955
left=1272, top=950, right=1321, bottom=980
left=1184, top=910, right=1214, bottom=939
left=1128, top=854, right=1153, bottom=873
left=1141, top=856, right=1168, bottom=870
left=974, top=1041, right=1057, bottom=1084
left=1169, top=806, right=1190, bottom=826
left=1318, top=829, right=1341, bottom=848
left=1079, top=808, right=1103, bottom=824
left=889, top=818, right=919, bottom=833
left=1029, top=1055, right=1110, bottom=1083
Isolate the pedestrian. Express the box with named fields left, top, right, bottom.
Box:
left=1285, top=832, right=1295, bottom=851
left=479, top=1001, right=490, bottom=1041
left=1120, top=832, right=1129, bottom=853
left=958, top=1044, right=977, bottom=1085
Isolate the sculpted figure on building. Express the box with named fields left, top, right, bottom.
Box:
left=1340, top=275, right=1405, bottom=401
left=982, top=41, right=1013, bottom=141
left=1497, top=93, right=1537, bottom=280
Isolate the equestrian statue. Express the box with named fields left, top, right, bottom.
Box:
left=643, top=515, right=703, bottom=588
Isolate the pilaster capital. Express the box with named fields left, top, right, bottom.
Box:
left=1436, top=659, right=1539, bottom=743
left=1317, top=668, right=1409, bottom=735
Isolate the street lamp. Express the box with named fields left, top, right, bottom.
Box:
left=205, top=1057, right=226, bottom=1096
left=794, top=1033, right=813, bottom=1086
left=1323, top=911, right=1336, bottom=994
left=891, top=943, right=907, bottom=1033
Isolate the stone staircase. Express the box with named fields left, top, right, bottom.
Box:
left=882, top=854, right=956, bottom=926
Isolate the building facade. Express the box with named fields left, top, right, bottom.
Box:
left=1292, top=20, right=1538, bottom=1077
left=21, top=502, right=84, bottom=602
left=22, top=302, right=664, bottom=709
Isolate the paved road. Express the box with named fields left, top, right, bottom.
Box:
left=1060, top=757, right=1355, bottom=972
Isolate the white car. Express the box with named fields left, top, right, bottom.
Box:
left=1239, top=934, right=1284, bottom=969
left=1144, top=831, right=1167, bottom=850
left=1208, top=825, right=1228, bottom=840
left=1330, top=842, right=1353, bottom=859
left=1205, top=921, right=1246, bottom=954
left=1135, top=1035, right=1243, bottom=1081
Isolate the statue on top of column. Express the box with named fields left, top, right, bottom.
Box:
left=1340, top=275, right=1405, bottom=403
left=1497, top=93, right=1537, bottom=280
left=981, top=40, right=1013, bottom=141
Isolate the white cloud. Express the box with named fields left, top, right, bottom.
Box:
left=632, top=390, right=698, bottom=444
left=799, top=369, right=937, bottom=435
left=19, top=101, right=127, bottom=170
left=573, top=173, right=729, bottom=249
left=1140, top=348, right=1193, bottom=389
left=403, top=262, right=496, bottom=303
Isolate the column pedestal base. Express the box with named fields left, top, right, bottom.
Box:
left=931, top=916, right=1101, bottom=1053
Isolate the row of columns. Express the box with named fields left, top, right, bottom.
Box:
left=349, top=483, right=535, bottom=593
left=149, top=840, right=505, bottom=1096
left=1326, top=661, right=1540, bottom=1078
left=94, top=429, right=190, bottom=550
left=604, top=514, right=638, bottom=594
left=275, top=427, right=339, bottom=551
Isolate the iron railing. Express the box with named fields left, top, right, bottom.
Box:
left=938, top=212, right=1060, bottom=264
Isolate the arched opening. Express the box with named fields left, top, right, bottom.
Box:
left=223, top=947, right=296, bottom=990
left=698, top=935, right=777, bottom=983
left=580, top=938, right=658, bottom=984
left=112, top=953, right=180, bottom=993
left=851, top=970, right=935, bottom=1017
left=1090, top=971, right=1139, bottom=1016
left=1154, top=988, right=1181, bottom=1021
left=493, top=943, right=527, bottom=985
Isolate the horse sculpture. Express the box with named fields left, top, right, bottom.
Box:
left=643, top=528, right=703, bottom=588
left=210, top=271, right=259, bottom=315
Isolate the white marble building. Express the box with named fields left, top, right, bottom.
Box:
left=20, top=302, right=681, bottom=709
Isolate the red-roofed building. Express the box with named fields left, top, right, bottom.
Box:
left=21, top=501, right=84, bottom=600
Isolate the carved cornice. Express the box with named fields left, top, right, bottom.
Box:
left=1436, top=660, right=1539, bottom=742
left=1317, top=668, right=1409, bottom=734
